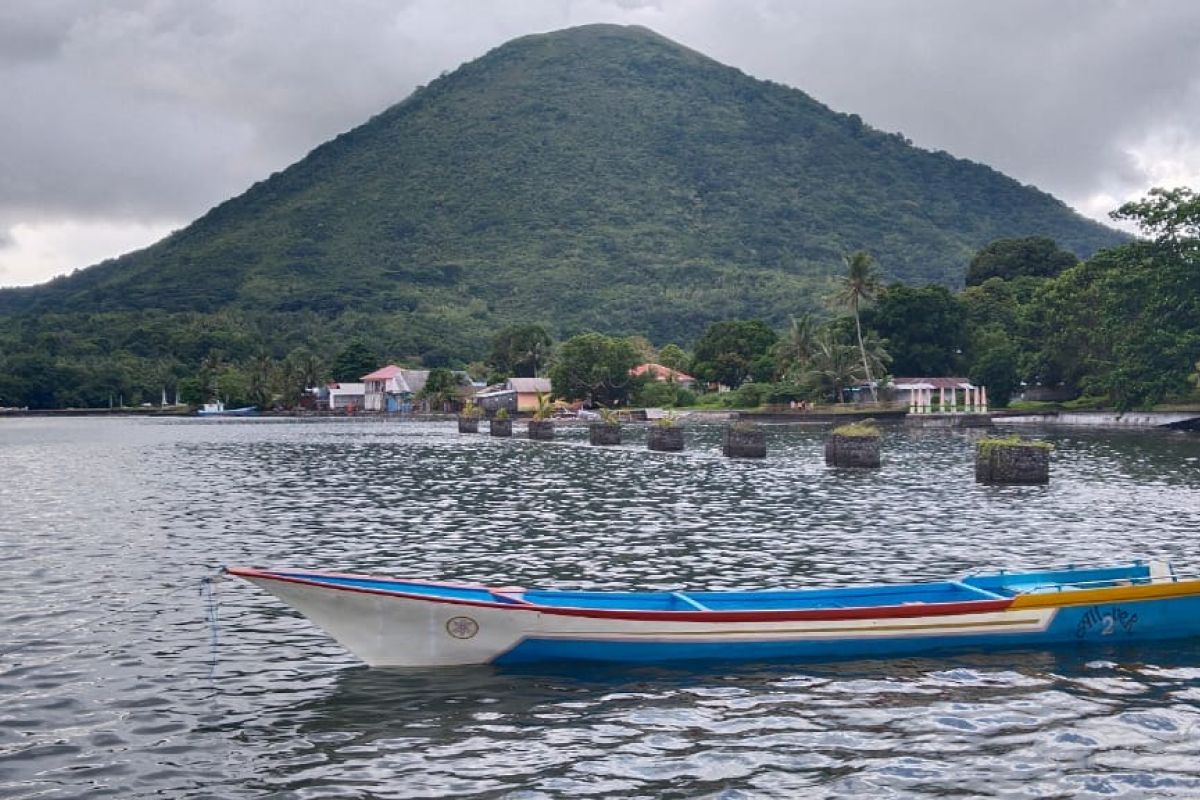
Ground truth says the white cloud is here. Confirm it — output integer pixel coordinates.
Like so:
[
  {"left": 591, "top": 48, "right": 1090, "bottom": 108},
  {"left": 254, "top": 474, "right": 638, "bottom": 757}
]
[{"left": 0, "top": 219, "right": 180, "bottom": 288}]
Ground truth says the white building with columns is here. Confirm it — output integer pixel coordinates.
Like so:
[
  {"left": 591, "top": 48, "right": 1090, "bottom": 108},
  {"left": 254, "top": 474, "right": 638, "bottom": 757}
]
[{"left": 891, "top": 377, "right": 988, "bottom": 413}]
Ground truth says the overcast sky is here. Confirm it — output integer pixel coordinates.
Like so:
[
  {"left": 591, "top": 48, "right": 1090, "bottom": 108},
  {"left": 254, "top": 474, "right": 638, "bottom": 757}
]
[{"left": 1, "top": 0, "right": 1197, "bottom": 287}]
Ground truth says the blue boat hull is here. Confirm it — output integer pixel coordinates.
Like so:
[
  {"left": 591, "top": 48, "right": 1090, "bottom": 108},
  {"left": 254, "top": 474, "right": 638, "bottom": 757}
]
[
  {"left": 228, "top": 563, "right": 1200, "bottom": 668},
  {"left": 493, "top": 594, "right": 1200, "bottom": 664}
]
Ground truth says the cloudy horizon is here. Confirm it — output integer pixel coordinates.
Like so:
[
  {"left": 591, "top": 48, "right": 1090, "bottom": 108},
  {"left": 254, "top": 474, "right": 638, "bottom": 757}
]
[{"left": 2, "top": 0, "right": 1197, "bottom": 288}]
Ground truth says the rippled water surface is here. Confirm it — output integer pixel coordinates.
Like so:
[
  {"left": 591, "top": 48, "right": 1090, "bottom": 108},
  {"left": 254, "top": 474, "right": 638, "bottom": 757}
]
[{"left": 2, "top": 417, "right": 1200, "bottom": 798}]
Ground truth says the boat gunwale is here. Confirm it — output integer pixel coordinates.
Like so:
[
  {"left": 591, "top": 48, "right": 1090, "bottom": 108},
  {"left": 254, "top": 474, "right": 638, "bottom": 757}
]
[{"left": 226, "top": 566, "right": 1018, "bottom": 622}]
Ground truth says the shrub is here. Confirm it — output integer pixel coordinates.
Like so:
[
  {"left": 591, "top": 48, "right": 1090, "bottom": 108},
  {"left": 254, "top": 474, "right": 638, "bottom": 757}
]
[
  {"left": 1062, "top": 395, "right": 1108, "bottom": 410},
  {"left": 531, "top": 391, "right": 553, "bottom": 421},
  {"left": 977, "top": 434, "right": 1054, "bottom": 455},
  {"left": 731, "top": 382, "right": 770, "bottom": 408},
  {"left": 767, "top": 381, "right": 808, "bottom": 404},
  {"left": 832, "top": 419, "right": 879, "bottom": 437},
  {"left": 695, "top": 392, "right": 732, "bottom": 408},
  {"left": 634, "top": 380, "right": 677, "bottom": 408}
]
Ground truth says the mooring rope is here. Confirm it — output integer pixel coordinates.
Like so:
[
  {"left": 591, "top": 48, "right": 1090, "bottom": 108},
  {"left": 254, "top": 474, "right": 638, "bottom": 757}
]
[{"left": 0, "top": 567, "right": 226, "bottom": 661}]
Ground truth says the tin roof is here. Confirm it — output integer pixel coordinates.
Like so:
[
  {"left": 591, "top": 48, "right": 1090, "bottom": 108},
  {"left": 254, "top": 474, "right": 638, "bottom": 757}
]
[
  {"left": 892, "top": 377, "right": 973, "bottom": 389},
  {"left": 361, "top": 365, "right": 403, "bottom": 381},
  {"left": 507, "top": 377, "right": 552, "bottom": 394},
  {"left": 400, "top": 369, "right": 430, "bottom": 395}
]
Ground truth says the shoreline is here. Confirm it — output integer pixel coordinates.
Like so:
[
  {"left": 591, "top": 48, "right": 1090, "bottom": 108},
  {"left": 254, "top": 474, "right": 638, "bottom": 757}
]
[{"left": 4, "top": 407, "right": 1199, "bottom": 431}]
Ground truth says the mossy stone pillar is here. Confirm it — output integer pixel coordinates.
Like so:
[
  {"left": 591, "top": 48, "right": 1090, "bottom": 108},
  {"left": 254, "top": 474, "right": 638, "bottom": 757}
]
[
  {"left": 647, "top": 426, "right": 685, "bottom": 452},
  {"left": 457, "top": 416, "right": 480, "bottom": 433},
  {"left": 722, "top": 425, "right": 766, "bottom": 458},
  {"left": 589, "top": 423, "right": 622, "bottom": 446},
  {"left": 528, "top": 420, "right": 555, "bottom": 441},
  {"left": 490, "top": 417, "right": 513, "bottom": 437},
  {"left": 975, "top": 439, "right": 1051, "bottom": 484},
  {"left": 825, "top": 433, "right": 881, "bottom": 468}
]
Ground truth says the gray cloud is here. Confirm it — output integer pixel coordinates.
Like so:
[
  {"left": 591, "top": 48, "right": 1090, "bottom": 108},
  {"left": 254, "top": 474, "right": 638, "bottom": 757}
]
[
  {"left": 1, "top": 0, "right": 1198, "bottom": 284},
  {"left": 665, "top": 0, "right": 1200, "bottom": 204}
]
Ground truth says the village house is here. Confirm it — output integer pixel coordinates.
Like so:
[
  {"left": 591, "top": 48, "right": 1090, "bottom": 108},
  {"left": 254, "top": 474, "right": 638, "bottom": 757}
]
[
  {"left": 630, "top": 362, "right": 696, "bottom": 389},
  {"left": 508, "top": 377, "right": 552, "bottom": 413},
  {"left": 473, "top": 377, "right": 552, "bottom": 415},
  {"left": 361, "top": 366, "right": 431, "bottom": 412},
  {"left": 316, "top": 382, "right": 365, "bottom": 412}
]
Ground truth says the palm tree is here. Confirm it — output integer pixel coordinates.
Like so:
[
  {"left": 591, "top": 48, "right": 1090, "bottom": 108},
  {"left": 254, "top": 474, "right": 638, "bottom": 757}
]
[
  {"left": 525, "top": 336, "right": 551, "bottom": 378},
  {"left": 773, "top": 313, "right": 817, "bottom": 380},
  {"left": 299, "top": 353, "right": 325, "bottom": 393},
  {"left": 833, "top": 251, "right": 883, "bottom": 401},
  {"left": 859, "top": 331, "right": 892, "bottom": 388},
  {"left": 249, "top": 352, "right": 274, "bottom": 409},
  {"left": 152, "top": 359, "right": 180, "bottom": 405},
  {"left": 278, "top": 350, "right": 324, "bottom": 409},
  {"left": 803, "top": 330, "right": 865, "bottom": 403},
  {"left": 199, "top": 351, "right": 224, "bottom": 402}
]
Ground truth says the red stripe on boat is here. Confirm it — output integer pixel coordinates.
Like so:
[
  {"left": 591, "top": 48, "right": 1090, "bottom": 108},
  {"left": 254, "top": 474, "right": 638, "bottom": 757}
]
[{"left": 226, "top": 566, "right": 1016, "bottom": 623}]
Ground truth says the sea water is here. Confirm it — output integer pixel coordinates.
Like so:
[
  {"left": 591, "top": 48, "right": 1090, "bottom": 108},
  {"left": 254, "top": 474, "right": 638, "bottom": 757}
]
[{"left": 1, "top": 417, "right": 1199, "bottom": 798}]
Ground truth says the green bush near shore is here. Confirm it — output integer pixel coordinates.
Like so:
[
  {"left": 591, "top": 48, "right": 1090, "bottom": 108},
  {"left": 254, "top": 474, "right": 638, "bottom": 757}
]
[{"left": 1007, "top": 395, "right": 1200, "bottom": 413}]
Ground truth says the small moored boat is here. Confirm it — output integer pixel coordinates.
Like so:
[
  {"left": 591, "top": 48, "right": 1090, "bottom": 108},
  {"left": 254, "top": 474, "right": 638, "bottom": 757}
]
[
  {"left": 197, "top": 402, "right": 258, "bottom": 417},
  {"left": 226, "top": 562, "right": 1200, "bottom": 667}
]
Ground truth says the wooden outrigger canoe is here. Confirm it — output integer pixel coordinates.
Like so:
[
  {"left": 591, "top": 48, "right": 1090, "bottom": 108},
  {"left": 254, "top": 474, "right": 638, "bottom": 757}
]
[{"left": 226, "top": 562, "right": 1200, "bottom": 667}]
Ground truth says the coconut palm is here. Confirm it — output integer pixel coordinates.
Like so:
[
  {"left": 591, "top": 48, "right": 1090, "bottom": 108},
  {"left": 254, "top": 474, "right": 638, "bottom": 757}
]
[
  {"left": 298, "top": 353, "right": 325, "bottom": 392},
  {"left": 151, "top": 358, "right": 181, "bottom": 405},
  {"left": 248, "top": 352, "right": 275, "bottom": 409},
  {"left": 199, "top": 351, "right": 224, "bottom": 402},
  {"left": 859, "top": 331, "right": 892, "bottom": 387},
  {"left": 803, "top": 330, "right": 865, "bottom": 403},
  {"left": 773, "top": 313, "right": 817, "bottom": 380},
  {"left": 833, "top": 251, "right": 883, "bottom": 401}
]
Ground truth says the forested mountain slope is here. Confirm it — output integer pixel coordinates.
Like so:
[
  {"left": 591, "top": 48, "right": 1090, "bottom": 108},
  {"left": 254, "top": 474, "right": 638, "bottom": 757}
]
[{"left": 0, "top": 24, "right": 1125, "bottom": 350}]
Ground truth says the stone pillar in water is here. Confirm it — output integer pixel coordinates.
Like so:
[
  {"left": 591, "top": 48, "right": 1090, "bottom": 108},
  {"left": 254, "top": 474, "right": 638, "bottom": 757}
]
[
  {"left": 647, "top": 426, "right": 685, "bottom": 452},
  {"left": 723, "top": 423, "right": 766, "bottom": 458},
  {"left": 825, "top": 421, "right": 882, "bottom": 468},
  {"left": 588, "top": 423, "right": 622, "bottom": 446},
  {"left": 527, "top": 420, "right": 555, "bottom": 440},
  {"left": 975, "top": 438, "right": 1051, "bottom": 484}
]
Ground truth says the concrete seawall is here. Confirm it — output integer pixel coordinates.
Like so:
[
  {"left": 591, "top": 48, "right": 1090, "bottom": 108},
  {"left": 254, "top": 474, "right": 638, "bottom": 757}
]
[{"left": 993, "top": 411, "right": 1200, "bottom": 430}]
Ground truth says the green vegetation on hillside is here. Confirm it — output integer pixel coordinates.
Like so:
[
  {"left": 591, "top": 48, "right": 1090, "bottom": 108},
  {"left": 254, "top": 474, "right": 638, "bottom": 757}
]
[
  {"left": 0, "top": 188, "right": 1193, "bottom": 411},
  {"left": 5, "top": 25, "right": 1179, "bottom": 412},
  {"left": 0, "top": 25, "right": 1123, "bottom": 359}
]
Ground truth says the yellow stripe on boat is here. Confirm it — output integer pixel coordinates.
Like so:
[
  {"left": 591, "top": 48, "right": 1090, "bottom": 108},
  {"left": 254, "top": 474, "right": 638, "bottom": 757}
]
[{"left": 1009, "top": 578, "right": 1200, "bottom": 609}]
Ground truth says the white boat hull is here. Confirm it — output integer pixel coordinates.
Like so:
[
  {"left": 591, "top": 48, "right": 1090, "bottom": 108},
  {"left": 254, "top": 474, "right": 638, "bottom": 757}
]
[{"left": 243, "top": 574, "right": 1057, "bottom": 667}]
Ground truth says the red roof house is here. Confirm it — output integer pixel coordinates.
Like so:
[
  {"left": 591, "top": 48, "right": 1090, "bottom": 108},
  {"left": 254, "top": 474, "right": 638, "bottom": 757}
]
[{"left": 631, "top": 363, "right": 696, "bottom": 387}]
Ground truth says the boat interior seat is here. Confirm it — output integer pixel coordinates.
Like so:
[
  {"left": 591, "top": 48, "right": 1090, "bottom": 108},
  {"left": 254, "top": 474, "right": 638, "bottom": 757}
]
[{"left": 1149, "top": 560, "right": 1178, "bottom": 583}]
